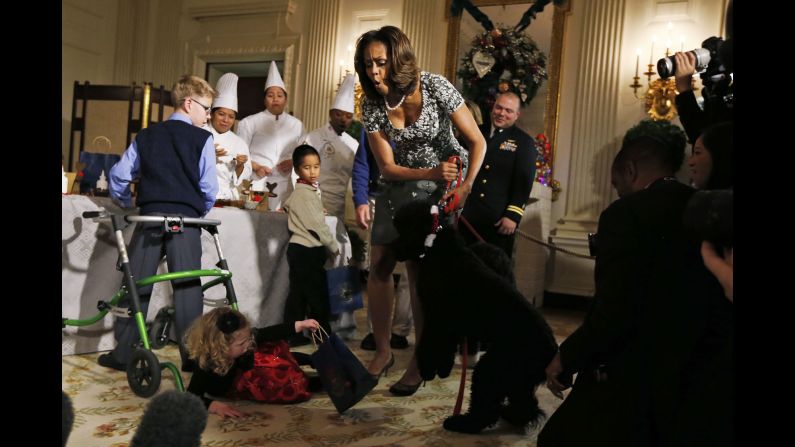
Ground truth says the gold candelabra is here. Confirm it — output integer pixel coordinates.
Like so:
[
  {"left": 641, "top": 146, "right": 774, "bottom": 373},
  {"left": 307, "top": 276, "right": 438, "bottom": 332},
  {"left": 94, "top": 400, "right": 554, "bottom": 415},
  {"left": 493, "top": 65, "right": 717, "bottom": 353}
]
[{"left": 630, "top": 39, "right": 698, "bottom": 121}]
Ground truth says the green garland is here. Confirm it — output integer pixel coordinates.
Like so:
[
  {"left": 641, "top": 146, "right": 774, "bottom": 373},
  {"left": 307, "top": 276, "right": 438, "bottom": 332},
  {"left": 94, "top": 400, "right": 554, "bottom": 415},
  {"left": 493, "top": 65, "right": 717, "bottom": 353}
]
[{"left": 457, "top": 26, "right": 548, "bottom": 109}]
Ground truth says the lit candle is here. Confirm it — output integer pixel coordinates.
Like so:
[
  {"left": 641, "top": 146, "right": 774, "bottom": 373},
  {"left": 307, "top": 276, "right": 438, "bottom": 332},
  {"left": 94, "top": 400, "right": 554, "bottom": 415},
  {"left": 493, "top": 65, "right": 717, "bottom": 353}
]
[
  {"left": 650, "top": 36, "right": 656, "bottom": 64},
  {"left": 666, "top": 23, "right": 673, "bottom": 57},
  {"left": 680, "top": 35, "right": 685, "bottom": 52},
  {"left": 635, "top": 48, "right": 640, "bottom": 77}
]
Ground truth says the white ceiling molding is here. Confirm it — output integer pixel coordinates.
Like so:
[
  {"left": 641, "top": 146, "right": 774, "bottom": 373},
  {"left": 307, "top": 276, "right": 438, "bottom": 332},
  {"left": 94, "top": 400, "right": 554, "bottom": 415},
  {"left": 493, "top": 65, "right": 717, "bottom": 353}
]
[{"left": 187, "top": 0, "right": 296, "bottom": 21}]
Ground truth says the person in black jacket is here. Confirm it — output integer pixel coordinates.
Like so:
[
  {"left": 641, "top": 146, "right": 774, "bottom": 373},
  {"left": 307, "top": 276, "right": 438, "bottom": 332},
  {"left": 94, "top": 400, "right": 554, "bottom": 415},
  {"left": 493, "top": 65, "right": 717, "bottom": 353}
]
[
  {"left": 538, "top": 119, "right": 698, "bottom": 447},
  {"left": 460, "top": 92, "right": 537, "bottom": 259}
]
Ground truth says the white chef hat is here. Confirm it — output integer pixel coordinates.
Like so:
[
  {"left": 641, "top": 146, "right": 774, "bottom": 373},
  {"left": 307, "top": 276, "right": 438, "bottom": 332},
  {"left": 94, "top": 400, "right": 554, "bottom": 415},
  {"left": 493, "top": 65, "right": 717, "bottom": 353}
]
[
  {"left": 212, "top": 72, "right": 239, "bottom": 112},
  {"left": 331, "top": 74, "right": 355, "bottom": 113},
  {"left": 264, "top": 61, "right": 286, "bottom": 93}
]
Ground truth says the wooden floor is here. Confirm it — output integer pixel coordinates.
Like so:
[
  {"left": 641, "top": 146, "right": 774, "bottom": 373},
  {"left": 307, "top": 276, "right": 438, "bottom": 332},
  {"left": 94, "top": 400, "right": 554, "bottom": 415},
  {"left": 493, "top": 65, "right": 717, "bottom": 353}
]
[{"left": 538, "top": 306, "right": 586, "bottom": 343}]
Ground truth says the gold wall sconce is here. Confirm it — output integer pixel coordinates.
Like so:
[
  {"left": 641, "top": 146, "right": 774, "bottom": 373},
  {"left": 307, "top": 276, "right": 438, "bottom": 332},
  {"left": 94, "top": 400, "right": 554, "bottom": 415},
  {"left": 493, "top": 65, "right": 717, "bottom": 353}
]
[{"left": 630, "top": 28, "right": 698, "bottom": 121}]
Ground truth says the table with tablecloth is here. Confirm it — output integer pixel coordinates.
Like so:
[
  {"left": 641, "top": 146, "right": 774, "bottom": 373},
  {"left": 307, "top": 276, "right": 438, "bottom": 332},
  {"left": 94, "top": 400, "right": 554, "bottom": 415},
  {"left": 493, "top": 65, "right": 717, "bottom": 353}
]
[{"left": 61, "top": 195, "right": 351, "bottom": 355}]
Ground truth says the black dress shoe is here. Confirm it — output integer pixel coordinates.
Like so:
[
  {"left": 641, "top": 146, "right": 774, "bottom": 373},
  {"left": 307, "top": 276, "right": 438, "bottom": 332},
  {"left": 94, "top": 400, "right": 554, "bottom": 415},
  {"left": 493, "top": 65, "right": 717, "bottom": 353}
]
[
  {"left": 360, "top": 333, "right": 376, "bottom": 351},
  {"left": 390, "top": 333, "right": 409, "bottom": 349},
  {"left": 97, "top": 353, "right": 126, "bottom": 372},
  {"left": 388, "top": 379, "right": 424, "bottom": 396},
  {"left": 369, "top": 354, "right": 395, "bottom": 381}
]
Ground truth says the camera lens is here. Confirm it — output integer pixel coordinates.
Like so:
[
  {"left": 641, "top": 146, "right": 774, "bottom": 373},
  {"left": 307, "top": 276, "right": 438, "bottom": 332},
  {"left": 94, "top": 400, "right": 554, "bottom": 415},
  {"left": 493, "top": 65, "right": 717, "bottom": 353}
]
[
  {"left": 658, "top": 57, "right": 676, "bottom": 79},
  {"left": 657, "top": 48, "right": 712, "bottom": 79}
]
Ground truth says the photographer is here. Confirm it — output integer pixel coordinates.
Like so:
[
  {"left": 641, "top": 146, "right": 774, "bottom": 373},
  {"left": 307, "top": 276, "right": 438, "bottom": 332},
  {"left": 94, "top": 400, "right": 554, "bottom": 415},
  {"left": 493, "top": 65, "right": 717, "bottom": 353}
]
[
  {"left": 675, "top": 121, "right": 733, "bottom": 445},
  {"left": 671, "top": 0, "right": 733, "bottom": 144},
  {"left": 687, "top": 121, "right": 732, "bottom": 190},
  {"left": 684, "top": 120, "right": 732, "bottom": 302},
  {"left": 671, "top": 37, "right": 733, "bottom": 144}
]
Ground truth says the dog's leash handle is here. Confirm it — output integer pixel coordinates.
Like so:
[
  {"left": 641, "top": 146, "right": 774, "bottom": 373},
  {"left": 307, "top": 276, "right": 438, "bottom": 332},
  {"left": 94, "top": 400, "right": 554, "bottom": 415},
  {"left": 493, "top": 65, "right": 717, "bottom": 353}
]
[{"left": 439, "top": 156, "right": 463, "bottom": 215}]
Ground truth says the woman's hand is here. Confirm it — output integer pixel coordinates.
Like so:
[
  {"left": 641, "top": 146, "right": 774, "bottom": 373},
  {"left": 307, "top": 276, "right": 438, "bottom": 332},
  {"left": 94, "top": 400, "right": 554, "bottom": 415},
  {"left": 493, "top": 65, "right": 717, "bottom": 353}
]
[
  {"left": 430, "top": 161, "right": 461, "bottom": 182},
  {"left": 235, "top": 154, "right": 249, "bottom": 164},
  {"left": 442, "top": 182, "right": 472, "bottom": 209},
  {"left": 355, "top": 204, "right": 371, "bottom": 230},
  {"left": 277, "top": 159, "right": 293, "bottom": 174},
  {"left": 215, "top": 144, "right": 229, "bottom": 163},
  {"left": 252, "top": 161, "right": 272, "bottom": 177},
  {"left": 295, "top": 319, "right": 320, "bottom": 333},
  {"left": 208, "top": 401, "right": 249, "bottom": 418},
  {"left": 674, "top": 51, "right": 696, "bottom": 93},
  {"left": 215, "top": 145, "right": 228, "bottom": 157}
]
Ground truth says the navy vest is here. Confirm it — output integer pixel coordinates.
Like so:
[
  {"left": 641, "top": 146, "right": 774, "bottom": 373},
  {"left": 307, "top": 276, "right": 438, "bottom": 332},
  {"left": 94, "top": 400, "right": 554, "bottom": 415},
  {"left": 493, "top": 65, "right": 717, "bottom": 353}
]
[{"left": 135, "top": 120, "right": 211, "bottom": 217}]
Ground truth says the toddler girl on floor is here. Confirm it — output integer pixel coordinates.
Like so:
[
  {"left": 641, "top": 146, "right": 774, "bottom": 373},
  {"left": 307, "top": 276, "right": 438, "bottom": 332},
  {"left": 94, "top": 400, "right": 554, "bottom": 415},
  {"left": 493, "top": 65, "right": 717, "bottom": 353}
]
[{"left": 184, "top": 307, "right": 321, "bottom": 418}]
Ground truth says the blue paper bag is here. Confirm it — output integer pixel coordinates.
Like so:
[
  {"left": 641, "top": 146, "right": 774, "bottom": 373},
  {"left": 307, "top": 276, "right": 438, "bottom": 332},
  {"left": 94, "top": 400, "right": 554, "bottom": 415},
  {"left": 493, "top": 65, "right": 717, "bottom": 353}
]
[
  {"left": 311, "top": 329, "right": 377, "bottom": 413},
  {"left": 326, "top": 265, "right": 364, "bottom": 315}
]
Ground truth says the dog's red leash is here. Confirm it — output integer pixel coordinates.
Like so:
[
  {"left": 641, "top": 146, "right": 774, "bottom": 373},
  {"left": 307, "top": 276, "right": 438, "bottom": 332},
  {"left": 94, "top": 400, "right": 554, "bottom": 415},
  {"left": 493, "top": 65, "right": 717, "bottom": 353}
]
[
  {"left": 434, "top": 155, "right": 481, "bottom": 417},
  {"left": 458, "top": 215, "right": 485, "bottom": 243},
  {"left": 438, "top": 156, "right": 486, "bottom": 244}
]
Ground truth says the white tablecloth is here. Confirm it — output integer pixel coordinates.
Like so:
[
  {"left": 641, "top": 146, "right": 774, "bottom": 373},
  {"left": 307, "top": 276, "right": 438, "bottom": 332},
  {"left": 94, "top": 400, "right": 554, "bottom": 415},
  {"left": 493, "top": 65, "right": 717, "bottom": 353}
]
[{"left": 61, "top": 195, "right": 351, "bottom": 355}]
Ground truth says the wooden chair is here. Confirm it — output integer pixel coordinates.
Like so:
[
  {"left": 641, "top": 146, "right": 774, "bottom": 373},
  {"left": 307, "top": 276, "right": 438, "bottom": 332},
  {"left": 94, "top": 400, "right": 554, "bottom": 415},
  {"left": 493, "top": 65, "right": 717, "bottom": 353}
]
[{"left": 67, "top": 82, "right": 174, "bottom": 171}]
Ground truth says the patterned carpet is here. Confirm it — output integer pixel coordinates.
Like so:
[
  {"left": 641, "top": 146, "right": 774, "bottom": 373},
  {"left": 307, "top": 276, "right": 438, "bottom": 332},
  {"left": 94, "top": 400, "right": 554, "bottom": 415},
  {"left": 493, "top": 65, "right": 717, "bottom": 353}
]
[{"left": 62, "top": 309, "right": 582, "bottom": 446}]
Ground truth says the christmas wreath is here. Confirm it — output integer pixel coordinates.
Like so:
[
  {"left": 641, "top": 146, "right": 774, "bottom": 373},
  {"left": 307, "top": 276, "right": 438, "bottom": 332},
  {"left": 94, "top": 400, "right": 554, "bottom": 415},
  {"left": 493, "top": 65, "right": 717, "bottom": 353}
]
[{"left": 457, "top": 26, "right": 548, "bottom": 110}]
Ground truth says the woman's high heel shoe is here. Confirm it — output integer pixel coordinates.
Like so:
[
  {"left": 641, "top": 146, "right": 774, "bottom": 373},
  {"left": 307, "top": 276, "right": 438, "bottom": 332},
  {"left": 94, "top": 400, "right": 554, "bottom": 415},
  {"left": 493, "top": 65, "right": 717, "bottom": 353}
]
[
  {"left": 389, "top": 379, "right": 426, "bottom": 396},
  {"left": 369, "top": 354, "right": 395, "bottom": 381}
]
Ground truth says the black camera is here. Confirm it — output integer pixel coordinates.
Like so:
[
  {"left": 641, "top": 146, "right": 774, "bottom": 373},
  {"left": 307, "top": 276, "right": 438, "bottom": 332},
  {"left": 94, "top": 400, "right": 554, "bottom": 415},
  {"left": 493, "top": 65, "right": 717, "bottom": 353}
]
[
  {"left": 682, "top": 189, "right": 733, "bottom": 250},
  {"left": 657, "top": 36, "right": 727, "bottom": 81}
]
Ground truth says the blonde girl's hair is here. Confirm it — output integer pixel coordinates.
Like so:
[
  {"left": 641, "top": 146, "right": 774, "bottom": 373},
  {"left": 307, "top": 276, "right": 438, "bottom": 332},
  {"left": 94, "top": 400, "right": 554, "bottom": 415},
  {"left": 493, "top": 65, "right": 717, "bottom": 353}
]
[
  {"left": 171, "top": 74, "right": 217, "bottom": 110},
  {"left": 183, "top": 308, "right": 251, "bottom": 376}
]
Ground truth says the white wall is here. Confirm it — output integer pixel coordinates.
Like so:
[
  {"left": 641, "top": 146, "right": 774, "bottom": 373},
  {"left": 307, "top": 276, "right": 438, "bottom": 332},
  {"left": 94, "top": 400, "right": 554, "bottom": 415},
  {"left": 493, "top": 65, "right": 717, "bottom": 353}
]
[{"left": 335, "top": 0, "right": 404, "bottom": 84}]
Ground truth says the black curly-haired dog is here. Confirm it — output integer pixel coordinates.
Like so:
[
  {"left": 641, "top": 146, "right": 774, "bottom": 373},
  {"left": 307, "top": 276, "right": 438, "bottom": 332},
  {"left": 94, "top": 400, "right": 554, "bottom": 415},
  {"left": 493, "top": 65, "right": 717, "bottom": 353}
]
[{"left": 391, "top": 200, "right": 558, "bottom": 434}]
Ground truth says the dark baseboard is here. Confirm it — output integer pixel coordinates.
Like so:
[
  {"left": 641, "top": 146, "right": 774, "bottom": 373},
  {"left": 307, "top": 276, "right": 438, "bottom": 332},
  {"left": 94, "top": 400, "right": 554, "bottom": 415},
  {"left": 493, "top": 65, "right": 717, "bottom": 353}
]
[{"left": 543, "top": 291, "right": 591, "bottom": 312}]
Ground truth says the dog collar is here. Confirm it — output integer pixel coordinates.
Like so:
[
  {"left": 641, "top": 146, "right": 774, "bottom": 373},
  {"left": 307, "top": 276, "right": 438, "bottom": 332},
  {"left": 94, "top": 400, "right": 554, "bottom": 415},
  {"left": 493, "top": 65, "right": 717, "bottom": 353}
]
[{"left": 421, "top": 205, "right": 441, "bottom": 258}]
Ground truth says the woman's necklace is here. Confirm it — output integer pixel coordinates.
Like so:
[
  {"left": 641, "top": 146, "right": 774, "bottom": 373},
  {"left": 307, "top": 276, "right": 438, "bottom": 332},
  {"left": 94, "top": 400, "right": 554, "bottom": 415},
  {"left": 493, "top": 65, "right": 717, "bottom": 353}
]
[{"left": 384, "top": 94, "right": 406, "bottom": 112}]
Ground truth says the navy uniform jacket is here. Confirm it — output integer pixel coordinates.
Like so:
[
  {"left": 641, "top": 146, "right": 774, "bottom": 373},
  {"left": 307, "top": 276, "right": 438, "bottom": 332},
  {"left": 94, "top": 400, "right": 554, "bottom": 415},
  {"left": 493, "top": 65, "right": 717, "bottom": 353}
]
[{"left": 462, "top": 125, "right": 537, "bottom": 229}]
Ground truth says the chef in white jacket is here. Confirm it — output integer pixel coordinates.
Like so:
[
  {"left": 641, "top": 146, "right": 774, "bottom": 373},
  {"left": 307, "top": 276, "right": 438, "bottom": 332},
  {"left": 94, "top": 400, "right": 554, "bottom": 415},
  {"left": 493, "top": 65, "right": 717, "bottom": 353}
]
[
  {"left": 302, "top": 74, "right": 358, "bottom": 218},
  {"left": 237, "top": 61, "right": 305, "bottom": 210},
  {"left": 205, "top": 72, "right": 252, "bottom": 200}
]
